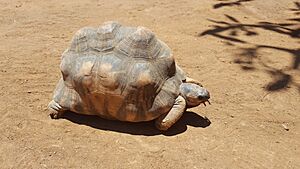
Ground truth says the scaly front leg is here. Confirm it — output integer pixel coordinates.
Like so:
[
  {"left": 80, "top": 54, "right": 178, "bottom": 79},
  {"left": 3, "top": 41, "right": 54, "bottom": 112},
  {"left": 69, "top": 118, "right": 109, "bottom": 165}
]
[{"left": 155, "top": 95, "right": 186, "bottom": 131}]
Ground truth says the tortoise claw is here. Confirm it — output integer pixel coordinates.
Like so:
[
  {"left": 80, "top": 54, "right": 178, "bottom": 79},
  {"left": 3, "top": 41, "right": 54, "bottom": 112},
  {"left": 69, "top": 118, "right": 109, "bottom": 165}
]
[{"left": 48, "top": 100, "right": 64, "bottom": 119}]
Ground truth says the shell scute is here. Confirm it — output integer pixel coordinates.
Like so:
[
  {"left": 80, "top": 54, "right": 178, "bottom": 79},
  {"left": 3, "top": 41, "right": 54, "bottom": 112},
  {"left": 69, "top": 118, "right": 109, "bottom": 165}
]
[
  {"left": 115, "top": 27, "right": 163, "bottom": 59},
  {"left": 70, "top": 27, "right": 92, "bottom": 52},
  {"left": 95, "top": 21, "right": 122, "bottom": 52},
  {"left": 97, "top": 21, "right": 121, "bottom": 40}
]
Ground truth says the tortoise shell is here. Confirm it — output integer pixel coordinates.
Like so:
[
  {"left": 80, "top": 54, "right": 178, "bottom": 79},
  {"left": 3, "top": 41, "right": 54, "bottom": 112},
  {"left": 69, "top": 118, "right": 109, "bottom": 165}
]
[{"left": 53, "top": 21, "right": 182, "bottom": 122}]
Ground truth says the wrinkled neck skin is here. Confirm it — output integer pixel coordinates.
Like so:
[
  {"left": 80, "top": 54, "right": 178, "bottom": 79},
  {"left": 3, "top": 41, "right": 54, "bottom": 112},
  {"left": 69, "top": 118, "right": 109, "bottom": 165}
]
[{"left": 179, "top": 82, "right": 210, "bottom": 109}]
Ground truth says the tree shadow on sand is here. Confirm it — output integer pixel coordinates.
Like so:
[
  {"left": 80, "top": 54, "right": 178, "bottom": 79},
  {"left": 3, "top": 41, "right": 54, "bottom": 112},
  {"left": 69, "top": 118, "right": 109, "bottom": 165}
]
[
  {"left": 213, "top": 0, "right": 254, "bottom": 9},
  {"left": 199, "top": 2, "right": 300, "bottom": 92},
  {"left": 234, "top": 45, "right": 300, "bottom": 91},
  {"left": 61, "top": 111, "right": 211, "bottom": 136}
]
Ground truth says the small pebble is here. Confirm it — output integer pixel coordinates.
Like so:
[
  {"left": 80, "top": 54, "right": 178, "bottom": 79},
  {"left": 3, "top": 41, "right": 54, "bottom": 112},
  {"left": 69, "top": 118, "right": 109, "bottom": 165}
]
[{"left": 281, "top": 124, "right": 289, "bottom": 131}]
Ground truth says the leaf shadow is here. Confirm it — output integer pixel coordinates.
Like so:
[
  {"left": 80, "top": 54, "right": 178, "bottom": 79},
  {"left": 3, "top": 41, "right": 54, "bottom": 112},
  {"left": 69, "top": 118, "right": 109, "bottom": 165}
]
[
  {"left": 199, "top": 2, "right": 300, "bottom": 92},
  {"left": 236, "top": 45, "right": 300, "bottom": 91},
  {"left": 213, "top": 0, "right": 254, "bottom": 9}
]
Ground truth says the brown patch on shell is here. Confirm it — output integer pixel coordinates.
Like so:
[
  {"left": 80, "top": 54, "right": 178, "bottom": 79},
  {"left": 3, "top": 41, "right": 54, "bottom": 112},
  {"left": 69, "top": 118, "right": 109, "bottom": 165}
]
[
  {"left": 99, "top": 63, "right": 112, "bottom": 75},
  {"left": 124, "top": 104, "right": 138, "bottom": 121},
  {"left": 106, "top": 94, "right": 124, "bottom": 117},
  {"left": 136, "top": 70, "right": 152, "bottom": 86},
  {"left": 97, "top": 63, "right": 120, "bottom": 91},
  {"left": 79, "top": 61, "right": 94, "bottom": 76},
  {"left": 79, "top": 61, "right": 94, "bottom": 88}
]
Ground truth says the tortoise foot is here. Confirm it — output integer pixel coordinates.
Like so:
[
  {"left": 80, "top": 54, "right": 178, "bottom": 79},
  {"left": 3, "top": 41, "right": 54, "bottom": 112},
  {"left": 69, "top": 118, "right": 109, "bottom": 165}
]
[{"left": 48, "top": 100, "right": 64, "bottom": 119}]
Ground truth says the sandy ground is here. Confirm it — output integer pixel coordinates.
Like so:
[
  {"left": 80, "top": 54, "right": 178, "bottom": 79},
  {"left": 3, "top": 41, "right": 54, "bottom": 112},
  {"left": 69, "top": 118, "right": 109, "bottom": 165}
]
[{"left": 0, "top": 0, "right": 299, "bottom": 168}]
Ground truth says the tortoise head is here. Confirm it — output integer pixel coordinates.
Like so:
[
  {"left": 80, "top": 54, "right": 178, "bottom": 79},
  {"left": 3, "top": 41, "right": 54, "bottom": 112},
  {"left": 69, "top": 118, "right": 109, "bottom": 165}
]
[{"left": 180, "top": 83, "right": 210, "bottom": 108}]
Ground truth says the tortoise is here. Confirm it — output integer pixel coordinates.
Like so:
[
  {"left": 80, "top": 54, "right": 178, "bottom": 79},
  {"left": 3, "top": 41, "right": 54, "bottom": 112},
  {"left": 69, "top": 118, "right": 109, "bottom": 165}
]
[{"left": 48, "top": 21, "right": 210, "bottom": 131}]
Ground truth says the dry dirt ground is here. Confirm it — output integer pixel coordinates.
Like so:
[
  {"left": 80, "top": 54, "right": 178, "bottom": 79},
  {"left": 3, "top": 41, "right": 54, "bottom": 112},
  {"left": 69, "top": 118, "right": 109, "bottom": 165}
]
[{"left": 0, "top": 0, "right": 299, "bottom": 168}]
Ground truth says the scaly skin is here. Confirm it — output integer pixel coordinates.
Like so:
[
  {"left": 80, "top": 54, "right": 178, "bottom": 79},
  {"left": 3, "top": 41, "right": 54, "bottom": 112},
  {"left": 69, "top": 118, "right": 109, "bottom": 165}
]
[
  {"left": 48, "top": 100, "right": 64, "bottom": 119},
  {"left": 155, "top": 95, "right": 186, "bottom": 131}
]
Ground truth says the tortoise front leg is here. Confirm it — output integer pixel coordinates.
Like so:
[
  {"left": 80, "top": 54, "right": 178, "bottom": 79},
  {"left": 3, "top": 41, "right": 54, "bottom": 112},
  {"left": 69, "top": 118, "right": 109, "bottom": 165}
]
[{"left": 155, "top": 95, "right": 186, "bottom": 131}]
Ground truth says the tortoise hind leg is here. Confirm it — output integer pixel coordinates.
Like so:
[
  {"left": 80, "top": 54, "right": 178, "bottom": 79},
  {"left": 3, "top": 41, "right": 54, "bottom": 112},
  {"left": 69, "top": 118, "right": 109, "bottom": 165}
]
[
  {"left": 48, "top": 78, "right": 83, "bottom": 119},
  {"left": 48, "top": 78, "right": 69, "bottom": 119},
  {"left": 155, "top": 95, "right": 186, "bottom": 131},
  {"left": 48, "top": 100, "right": 65, "bottom": 119}
]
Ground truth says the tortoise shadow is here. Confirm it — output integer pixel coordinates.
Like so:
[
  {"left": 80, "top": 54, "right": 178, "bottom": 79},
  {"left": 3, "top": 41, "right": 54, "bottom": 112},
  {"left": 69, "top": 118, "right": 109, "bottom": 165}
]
[{"left": 61, "top": 111, "right": 211, "bottom": 136}]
